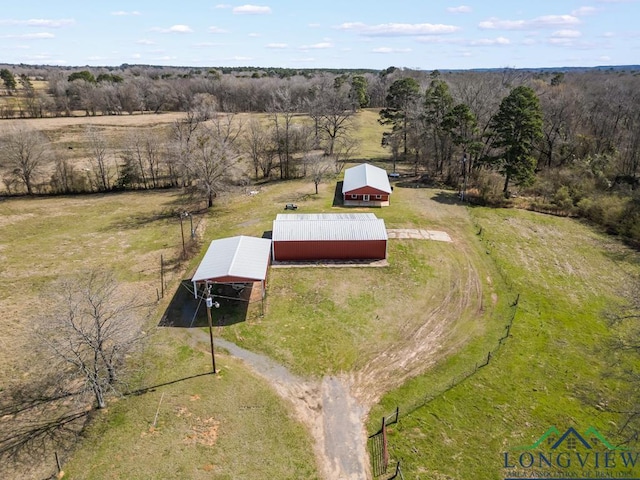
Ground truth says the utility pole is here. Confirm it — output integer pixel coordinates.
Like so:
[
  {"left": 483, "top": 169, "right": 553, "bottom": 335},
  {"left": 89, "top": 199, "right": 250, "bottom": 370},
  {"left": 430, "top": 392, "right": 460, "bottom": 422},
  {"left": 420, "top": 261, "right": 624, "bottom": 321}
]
[
  {"left": 188, "top": 212, "right": 194, "bottom": 239},
  {"left": 205, "top": 283, "right": 220, "bottom": 374},
  {"left": 179, "top": 212, "right": 186, "bottom": 258}
]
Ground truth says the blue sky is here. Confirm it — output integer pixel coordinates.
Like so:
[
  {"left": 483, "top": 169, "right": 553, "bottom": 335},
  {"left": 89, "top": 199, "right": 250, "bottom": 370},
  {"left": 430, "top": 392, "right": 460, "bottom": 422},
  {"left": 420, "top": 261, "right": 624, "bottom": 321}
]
[{"left": 1, "top": 1, "right": 638, "bottom": 70}]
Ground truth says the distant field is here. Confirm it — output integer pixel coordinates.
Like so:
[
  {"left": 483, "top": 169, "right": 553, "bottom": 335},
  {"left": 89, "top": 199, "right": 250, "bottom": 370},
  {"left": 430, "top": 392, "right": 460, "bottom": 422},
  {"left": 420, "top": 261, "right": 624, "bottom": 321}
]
[{"left": 3, "top": 106, "right": 637, "bottom": 480}]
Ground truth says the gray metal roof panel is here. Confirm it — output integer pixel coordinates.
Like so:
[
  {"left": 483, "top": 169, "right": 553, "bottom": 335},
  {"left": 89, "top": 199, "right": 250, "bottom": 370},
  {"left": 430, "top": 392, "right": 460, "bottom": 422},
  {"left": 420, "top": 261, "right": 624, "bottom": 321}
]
[
  {"left": 342, "top": 163, "right": 392, "bottom": 194},
  {"left": 191, "top": 235, "right": 272, "bottom": 283},
  {"left": 273, "top": 218, "right": 388, "bottom": 241}
]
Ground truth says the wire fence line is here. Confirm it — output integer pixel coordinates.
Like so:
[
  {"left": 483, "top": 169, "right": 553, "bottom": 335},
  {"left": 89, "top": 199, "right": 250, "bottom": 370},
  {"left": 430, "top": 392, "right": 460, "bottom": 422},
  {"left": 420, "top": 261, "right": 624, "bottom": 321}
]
[{"left": 369, "top": 219, "right": 520, "bottom": 478}]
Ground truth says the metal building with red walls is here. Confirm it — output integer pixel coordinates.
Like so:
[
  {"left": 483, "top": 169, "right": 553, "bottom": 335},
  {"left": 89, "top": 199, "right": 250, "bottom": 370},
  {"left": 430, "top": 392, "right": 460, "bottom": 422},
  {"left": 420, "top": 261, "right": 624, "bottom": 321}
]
[
  {"left": 272, "top": 213, "right": 388, "bottom": 262},
  {"left": 342, "top": 163, "right": 392, "bottom": 207}
]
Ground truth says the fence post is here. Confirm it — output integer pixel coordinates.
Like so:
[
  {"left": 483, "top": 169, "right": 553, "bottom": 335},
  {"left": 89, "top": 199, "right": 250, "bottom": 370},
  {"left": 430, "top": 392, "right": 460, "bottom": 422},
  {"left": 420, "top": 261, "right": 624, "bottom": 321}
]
[
  {"left": 382, "top": 415, "right": 389, "bottom": 473},
  {"left": 160, "top": 254, "right": 165, "bottom": 299}
]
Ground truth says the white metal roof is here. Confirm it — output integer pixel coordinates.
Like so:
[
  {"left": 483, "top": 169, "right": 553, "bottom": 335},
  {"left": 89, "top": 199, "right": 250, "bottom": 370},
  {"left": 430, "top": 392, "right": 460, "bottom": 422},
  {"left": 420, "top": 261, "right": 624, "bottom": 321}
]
[
  {"left": 342, "top": 163, "right": 392, "bottom": 194},
  {"left": 191, "top": 235, "right": 272, "bottom": 283},
  {"left": 273, "top": 213, "right": 388, "bottom": 241}
]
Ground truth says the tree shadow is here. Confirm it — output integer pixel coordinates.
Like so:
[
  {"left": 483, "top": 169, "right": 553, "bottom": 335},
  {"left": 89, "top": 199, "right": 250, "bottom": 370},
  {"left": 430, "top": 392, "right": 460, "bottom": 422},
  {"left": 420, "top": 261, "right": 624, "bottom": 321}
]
[
  {"left": 0, "top": 377, "right": 89, "bottom": 474},
  {"left": 158, "top": 280, "right": 250, "bottom": 328},
  {"left": 430, "top": 190, "right": 465, "bottom": 205}
]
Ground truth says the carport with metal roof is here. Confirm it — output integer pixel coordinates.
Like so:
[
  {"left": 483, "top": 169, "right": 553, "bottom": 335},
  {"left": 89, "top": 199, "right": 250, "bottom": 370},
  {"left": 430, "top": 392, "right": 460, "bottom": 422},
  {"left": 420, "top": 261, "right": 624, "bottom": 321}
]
[{"left": 191, "top": 235, "right": 272, "bottom": 300}]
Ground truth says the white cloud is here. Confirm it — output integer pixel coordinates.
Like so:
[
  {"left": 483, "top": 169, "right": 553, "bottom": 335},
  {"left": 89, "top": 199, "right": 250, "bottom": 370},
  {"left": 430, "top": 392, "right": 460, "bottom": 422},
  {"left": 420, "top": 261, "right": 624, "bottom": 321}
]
[
  {"left": 571, "top": 6, "right": 598, "bottom": 16},
  {"left": 266, "top": 42, "right": 288, "bottom": 49},
  {"left": 479, "top": 15, "right": 580, "bottom": 30},
  {"left": 0, "top": 18, "right": 74, "bottom": 28},
  {"left": 447, "top": 5, "right": 472, "bottom": 13},
  {"left": 111, "top": 11, "right": 141, "bottom": 16},
  {"left": 209, "top": 26, "right": 229, "bottom": 33},
  {"left": 337, "top": 22, "right": 460, "bottom": 36},
  {"left": 169, "top": 24, "right": 193, "bottom": 33},
  {"left": 478, "top": 18, "right": 525, "bottom": 29},
  {"left": 552, "top": 29, "right": 582, "bottom": 38},
  {"left": 136, "top": 39, "right": 155, "bottom": 45},
  {"left": 470, "top": 36, "right": 510, "bottom": 46},
  {"left": 2, "top": 32, "right": 55, "bottom": 39},
  {"left": 299, "top": 42, "right": 333, "bottom": 50},
  {"left": 26, "top": 18, "right": 74, "bottom": 28},
  {"left": 248, "top": 32, "right": 261, "bottom": 37},
  {"left": 372, "top": 47, "right": 412, "bottom": 53},
  {"left": 152, "top": 24, "right": 193, "bottom": 33},
  {"left": 532, "top": 15, "right": 581, "bottom": 27},
  {"left": 233, "top": 5, "right": 272, "bottom": 15}
]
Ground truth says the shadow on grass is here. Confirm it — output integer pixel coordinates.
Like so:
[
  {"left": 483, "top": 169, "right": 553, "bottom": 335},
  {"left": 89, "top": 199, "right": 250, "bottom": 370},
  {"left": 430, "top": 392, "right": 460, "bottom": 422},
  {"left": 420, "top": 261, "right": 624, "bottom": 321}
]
[
  {"left": 159, "top": 280, "right": 250, "bottom": 328},
  {"left": 332, "top": 181, "right": 344, "bottom": 207},
  {"left": 126, "top": 371, "right": 214, "bottom": 397},
  {"left": 430, "top": 190, "right": 464, "bottom": 205}
]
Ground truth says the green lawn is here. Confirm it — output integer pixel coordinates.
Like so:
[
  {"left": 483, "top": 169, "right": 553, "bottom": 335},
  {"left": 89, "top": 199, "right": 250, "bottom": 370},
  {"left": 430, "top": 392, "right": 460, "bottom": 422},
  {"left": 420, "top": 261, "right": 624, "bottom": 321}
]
[{"left": 370, "top": 206, "right": 640, "bottom": 479}]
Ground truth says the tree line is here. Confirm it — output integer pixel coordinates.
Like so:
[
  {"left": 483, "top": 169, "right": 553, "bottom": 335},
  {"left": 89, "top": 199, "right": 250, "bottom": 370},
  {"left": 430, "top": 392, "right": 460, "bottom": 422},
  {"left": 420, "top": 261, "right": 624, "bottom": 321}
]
[{"left": 0, "top": 64, "right": 639, "bottom": 243}]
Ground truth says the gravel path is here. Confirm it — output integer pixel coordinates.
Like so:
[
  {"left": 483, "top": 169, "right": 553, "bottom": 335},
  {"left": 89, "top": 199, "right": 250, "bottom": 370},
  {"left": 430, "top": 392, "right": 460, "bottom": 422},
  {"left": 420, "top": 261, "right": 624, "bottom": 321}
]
[{"left": 211, "top": 336, "right": 370, "bottom": 480}]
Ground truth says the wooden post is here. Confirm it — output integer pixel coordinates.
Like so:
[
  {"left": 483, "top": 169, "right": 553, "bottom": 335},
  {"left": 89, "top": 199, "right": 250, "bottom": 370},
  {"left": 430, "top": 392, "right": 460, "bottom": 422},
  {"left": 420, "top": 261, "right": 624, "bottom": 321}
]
[{"left": 160, "top": 255, "right": 164, "bottom": 299}]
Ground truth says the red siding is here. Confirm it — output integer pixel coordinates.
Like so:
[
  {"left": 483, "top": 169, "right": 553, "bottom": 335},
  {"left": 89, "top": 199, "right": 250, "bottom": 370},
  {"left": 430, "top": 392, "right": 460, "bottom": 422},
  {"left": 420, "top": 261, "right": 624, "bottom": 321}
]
[
  {"left": 273, "top": 240, "right": 387, "bottom": 261},
  {"left": 343, "top": 186, "right": 389, "bottom": 196}
]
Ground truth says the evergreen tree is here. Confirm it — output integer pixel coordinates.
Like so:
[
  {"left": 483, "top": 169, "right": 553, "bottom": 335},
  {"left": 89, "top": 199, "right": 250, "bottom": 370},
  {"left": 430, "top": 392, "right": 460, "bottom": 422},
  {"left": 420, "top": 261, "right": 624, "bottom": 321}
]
[{"left": 488, "top": 85, "right": 543, "bottom": 195}]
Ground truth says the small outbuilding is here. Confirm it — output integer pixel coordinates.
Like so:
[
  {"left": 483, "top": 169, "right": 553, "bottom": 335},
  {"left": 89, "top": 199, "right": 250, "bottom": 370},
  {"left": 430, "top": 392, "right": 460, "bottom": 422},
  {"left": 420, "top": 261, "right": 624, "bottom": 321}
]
[
  {"left": 191, "top": 235, "right": 272, "bottom": 299},
  {"left": 342, "top": 163, "right": 392, "bottom": 207},
  {"left": 272, "top": 213, "right": 388, "bottom": 262}
]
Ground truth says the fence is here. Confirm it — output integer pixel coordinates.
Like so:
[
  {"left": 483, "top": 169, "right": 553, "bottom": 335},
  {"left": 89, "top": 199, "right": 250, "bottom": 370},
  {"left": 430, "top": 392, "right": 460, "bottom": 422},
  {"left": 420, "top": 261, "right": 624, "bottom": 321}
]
[
  {"left": 368, "top": 407, "right": 399, "bottom": 477},
  {"left": 369, "top": 218, "right": 521, "bottom": 478}
]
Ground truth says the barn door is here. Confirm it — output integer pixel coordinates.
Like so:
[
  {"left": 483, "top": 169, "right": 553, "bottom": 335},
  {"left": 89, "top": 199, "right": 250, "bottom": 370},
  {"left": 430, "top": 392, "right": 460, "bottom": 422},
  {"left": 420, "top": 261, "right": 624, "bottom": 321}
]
[{"left": 363, "top": 194, "right": 370, "bottom": 201}]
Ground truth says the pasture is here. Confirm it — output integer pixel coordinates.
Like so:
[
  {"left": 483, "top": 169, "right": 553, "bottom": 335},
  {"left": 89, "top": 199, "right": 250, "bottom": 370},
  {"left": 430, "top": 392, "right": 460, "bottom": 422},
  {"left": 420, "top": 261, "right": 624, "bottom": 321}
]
[{"left": 1, "top": 108, "right": 638, "bottom": 479}]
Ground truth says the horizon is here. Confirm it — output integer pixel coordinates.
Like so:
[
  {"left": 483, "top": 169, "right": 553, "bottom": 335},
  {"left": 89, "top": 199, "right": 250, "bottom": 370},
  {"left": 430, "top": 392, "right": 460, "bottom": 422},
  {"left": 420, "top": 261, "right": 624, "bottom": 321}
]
[{"left": 1, "top": 1, "right": 639, "bottom": 71}]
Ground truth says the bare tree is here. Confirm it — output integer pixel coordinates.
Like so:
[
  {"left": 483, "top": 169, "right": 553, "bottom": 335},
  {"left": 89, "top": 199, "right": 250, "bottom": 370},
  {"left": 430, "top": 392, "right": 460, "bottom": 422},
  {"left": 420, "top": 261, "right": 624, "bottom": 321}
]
[
  {"left": 0, "top": 123, "right": 51, "bottom": 195},
  {"left": 86, "top": 125, "right": 113, "bottom": 191},
  {"left": 242, "top": 117, "right": 276, "bottom": 180},
  {"left": 305, "top": 152, "right": 333, "bottom": 194},
  {"left": 185, "top": 114, "right": 242, "bottom": 208},
  {"left": 122, "top": 130, "right": 164, "bottom": 189},
  {"left": 37, "top": 270, "right": 151, "bottom": 410},
  {"left": 270, "top": 87, "right": 299, "bottom": 180},
  {"left": 331, "top": 135, "right": 359, "bottom": 174}
]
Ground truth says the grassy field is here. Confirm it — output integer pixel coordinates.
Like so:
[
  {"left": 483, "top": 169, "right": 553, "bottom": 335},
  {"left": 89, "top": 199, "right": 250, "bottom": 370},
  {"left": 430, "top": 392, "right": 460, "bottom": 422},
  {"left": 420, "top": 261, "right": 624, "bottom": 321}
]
[
  {"left": 0, "top": 189, "right": 322, "bottom": 479},
  {"left": 370, "top": 207, "right": 640, "bottom": 479},
  {"left": 61, "top": 332, "right": 318, "bottom": 480},
  {"left": 2, "top": 107, "right": 639, "bottom": 479}
]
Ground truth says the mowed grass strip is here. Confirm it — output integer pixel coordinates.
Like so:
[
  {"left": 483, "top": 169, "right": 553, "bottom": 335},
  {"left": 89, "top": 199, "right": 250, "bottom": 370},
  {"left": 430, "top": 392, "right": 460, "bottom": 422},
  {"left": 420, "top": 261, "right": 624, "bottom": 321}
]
[{"left": 371, "top": 206, "right": 640, "bottom": 479}]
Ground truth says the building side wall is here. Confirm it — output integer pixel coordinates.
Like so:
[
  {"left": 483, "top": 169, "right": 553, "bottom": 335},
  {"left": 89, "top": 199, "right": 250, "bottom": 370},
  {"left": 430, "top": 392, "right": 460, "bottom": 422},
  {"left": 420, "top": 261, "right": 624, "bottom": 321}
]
[{"left": 273, "top": 240, "right": 387, "bottom": 261}]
